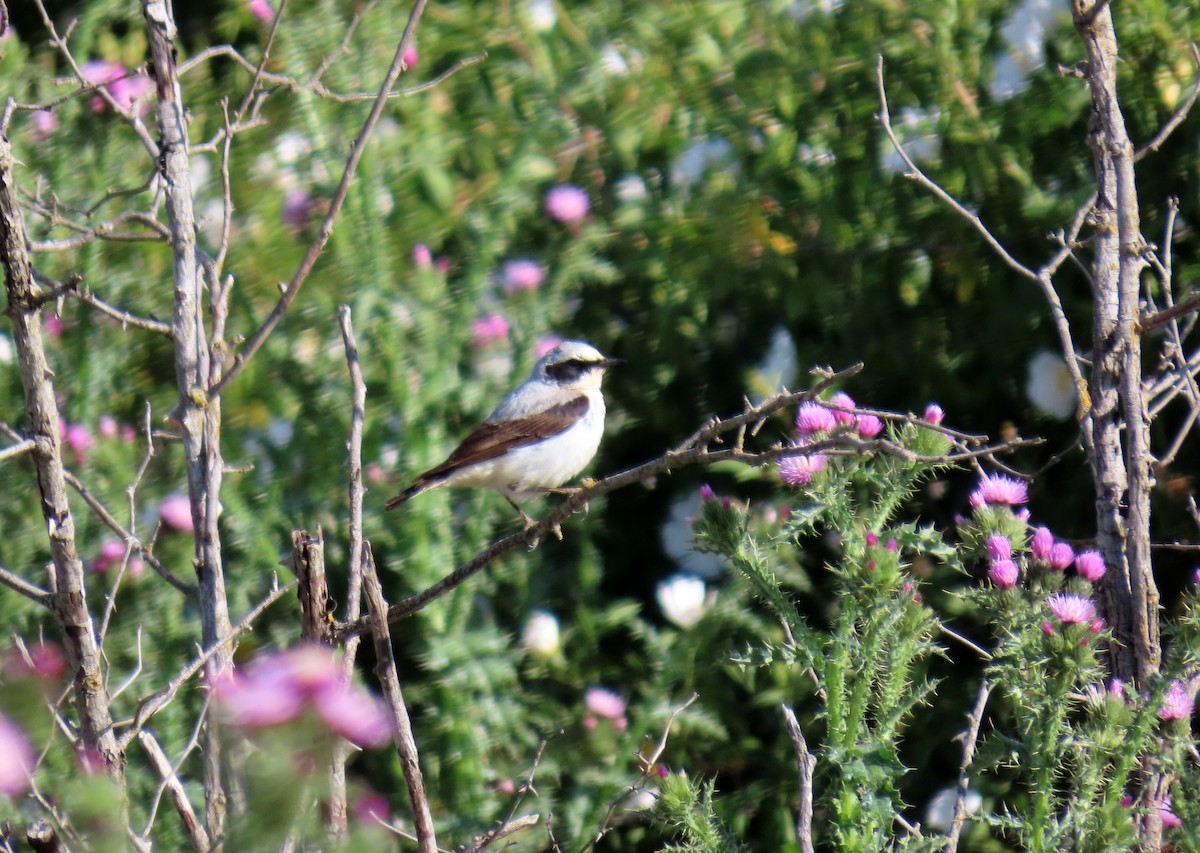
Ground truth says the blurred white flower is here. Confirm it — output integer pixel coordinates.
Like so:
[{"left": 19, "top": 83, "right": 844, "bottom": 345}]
[
  {"left": 524, "top": 0, "right": 557, "bottom": 32},
  {"left": 615, "top": 174, "right": 648, "bottom": 203},
  {"left": 274, "top": 132, "right": 311, "bottom": 165},
  {"left": 624, "top": 788, "right": 658, "bottom": 811},
  {"left": 753, "top": 326, "right": 799, "bottom": 395},
  {"left": 925, "top": 786, "right": 982, "bottom": 831},
  {"left": 521, "top": 610, "right": 560, "bottom": 658},
  {"left": 671, "top": 135, "right": 737, "bottom": 191},
  {"left": 1025, "top": 350, "right": 1076, "bottom": 419},
  {"left": 656, "top": 574, "right": 709, "bottom": 628},
  {"left": 598, "top": 45, "right": 629, "bottom": 76},
  {"left": 266, "top": 418, "right": 294, "bottom": 448},
  {"left": 0, "top": 333, "right": 12, "bottom": 363}
]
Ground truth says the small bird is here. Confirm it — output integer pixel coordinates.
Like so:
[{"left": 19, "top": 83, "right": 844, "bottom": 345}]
[{"left": 385, "top": 340, "right": 620, "bottom": 521}]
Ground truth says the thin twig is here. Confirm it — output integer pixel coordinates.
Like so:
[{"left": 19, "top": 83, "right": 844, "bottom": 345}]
[
  {"left": 467, "top": 734, "right": 559, "bottom": 852},
  {"left": 1133, "top": 44, "right": 1200, "bottom": 161},
  {"left": 0, "top": 565, "right": 53, "bottom": 607},
  {"left": 137, "top": 730, "right": 211, "bottom": 852},
  {"left": 944, "top": 682, "right": 990, "bottom": 853},
  {"left": 781, "top": 705, "right": 816, "bottom": 853},
  {"left": 210, "top": 0, "right": 434, "bottom": 398}
]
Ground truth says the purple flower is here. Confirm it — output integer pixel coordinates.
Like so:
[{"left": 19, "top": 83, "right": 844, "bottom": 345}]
[
  {"left": 985, "top": 534, "right": 1012, "bottom": 562},
  {"left": 865, "top": 532, "right": 879, "bottom": 547},
  {"left": 1030, "top": 527, "right": 1053, "bottom": 562},
  {"left": 402, "top": 46, "right": 419, "bottom": 69},
  {"left": 969, "top": 474, "right": 1028, "bottom": 508},
  {"left": 1074, "top": 550, "right": 1107, "bottom": 582},
  {"left": 282, "top": 188, "right": 315, "bottom": 231},
  {"left": 856, "top": 414, "right": 883, "bottom": 438},
  {"left": 988, "top": 559, "right": 1019, "bottom": 589},
  {"left": 828, "top": 392, "right": 856, "bottom": 426},
  {"left": 1108, "top": 678, "right": 1126, "bottom": 701},
  {"left": 795, "top": 403, "right": 837, "bottom": 437},
  {"left": 212, "top": 666, "right": 306, "bottom": 729},
  {"left": 158, "top": 494, "right": 194, "bottom": 533},
  {"left": 98, "top": 415, "right": 118, "bottom": 439},
  {"left": 412, "top": 244, "right": 432, "bottom": 270},
  {"left": 470, "top": 314, "right": 510, "bottom": 349},
  {"left": 1048, "top": 542, "right": 1075, "bottom": 572},
  {"left": 0, "top": 715, "right": 34, "bottom": 797},
  {"left": 699, "top": 484, "right": 715, "bottom": 502},
  {"left": 1046, "top": 593, "right": 1097, "bottom": 625},
  {"left": 585, "top": 687, "right": 626, "bottom": 720},
  {"left": 314, "top": 685, "right": 393, "bottom": 748},
  {"left": 63, "top": 422, "right": 94, "bottom": 460},
  {"left": 108, "top": 73, "right": 153, "bottom": 114},
  {"left": 778, "top": 451, "right": 827, "bottom": 486},
  {"left": 502, "top": 260, "right": 545, "bottom": 293},
  {"left": 923, "top": 403, "right": 944, "bottom": 425},
  {"left": 1194, "top": 567, "right": 1200, "bottom": 587},
  {"left": 544, "top": 184, "right": 589, "bottom": 223},
  {"left": 354, "top": 790, "right": 390, "bottom": 826},
  {"left": 1158, "top": 680, "right": 1194, "bottom": 722}
]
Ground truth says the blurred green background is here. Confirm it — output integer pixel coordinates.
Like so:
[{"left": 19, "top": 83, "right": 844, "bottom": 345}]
[{"left": 1, "top": 0, "right": 1198, "bottom": 848}]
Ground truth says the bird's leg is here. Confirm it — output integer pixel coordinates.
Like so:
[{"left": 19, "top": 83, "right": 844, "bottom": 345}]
[{"left": 505, "top": 496, "right": 563, "bottom": 545}]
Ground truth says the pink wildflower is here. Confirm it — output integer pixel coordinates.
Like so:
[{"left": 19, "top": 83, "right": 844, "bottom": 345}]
[
  {"left": 158, "top": 494, "right": 194, "bottom": 533},
  {"left": 1046, "top": 593, "right": 1097, "bottom": 625},
  {"left": 584, "top": 687, "right": 626, "bottom": 720},
  {"left": 247, "top": 0, "right": 275, "bottom": 22},
  {"left": 970, "top": 474, "right": 1028, "bottom": 508},
  {"left": 502, "top": 260, "right": 545, "bottom": 293},
  {"left": 985, "top": 534, "right": 1012, "bottom": 562},
  {"left": 544, "top": 184, "right": 589, "bottom": 223},
  {"left": 412, "top": 244, "right": 432, "bottom": 270},
  {"left": 1030, "top": 527, "right": 1053, "bottom": 563},
  {"left": 923, "top": 403, "right": 944, "bottom": 425},
  {"left": 1048, "top": 542, "right": 1075, "bottom": 571},
  {"left": 108, "top": 73, "right": 152, "bottom": 114},
  {"left": 313, "top": 685, "right": 393, "bottom": 748},
  {"left": 699, "top": 484, "right": 715, "bottom": 502},
  {"left": 1158, "top": 680, "right": 1194, "bottom": 722},
  {"left": 30, "top": 110, "right": 58, "bottom": 141},
  {"left": 63, "top": 423, "right": 94, "bottom": 460},
  {"left": 402, "top": 46, "right": 419, "bottom": 69},
  {"left": 865, "top": 532, "right": 879, "bottom": 547},
  {"left": 988, "top": 559, "right": 1019, "bottom": 589},
  {"left": 856, "top": 414, "right": 883, "bottom": 438},
  {"left": 778, "top": 451, "right": 827, "bottom": 486},
  {"left": 1074, "top": 550, "right": 1106, "bottom": 582},
  {"left": 795, "top": 402, "right": 837, "bottom": 437},
  {"left": 354, "top": 791, "right": 390, "bottom": 826},
  {"left": 470, "top": 314, "right": 510, "bottom": 348},
  {"left": 828, "top": 392, "right": 856, "bottom": 426},
  {"left": 98, "top": 415, "right": 118, "bottom": 438}
]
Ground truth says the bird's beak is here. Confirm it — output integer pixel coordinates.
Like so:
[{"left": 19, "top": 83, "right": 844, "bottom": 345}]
[{"left": 599, "top": 357, "right": 624, "bottom": 369}]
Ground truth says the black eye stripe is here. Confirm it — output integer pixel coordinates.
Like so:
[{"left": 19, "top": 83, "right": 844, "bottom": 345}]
[{"left": 545, "top": 359, "right": 596, "bottom": 380}]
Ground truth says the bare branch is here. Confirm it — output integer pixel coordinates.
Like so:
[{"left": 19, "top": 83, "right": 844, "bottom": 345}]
[
  {"left": 361, "top": 542, "right": 439, "bottom": 853},
  {"left": 137, "top": 731, "right": 211, "bottom": 852},
  {"left": 0, "top": 565, "right": 53, "bottom": 607},
  {"left": 1134, "top": 44, "right": 1200, "bottom": 162},
  {"left": 210, "top": 0, "right": 435, "bottom": 397},
  {"left": 0, "top": 437, "right": 35, "bottom": 462},
  {"left": 944, "top": 682, "right": 990, "bottom": 853},
  {"left": 781, "top": 705, "right": 816, "bottom": 853}
]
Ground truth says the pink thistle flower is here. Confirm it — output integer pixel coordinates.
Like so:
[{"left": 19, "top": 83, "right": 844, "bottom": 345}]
[
  {"left": 544, "top": 184, "right": 589, "bottom": 223},
  {"left": 865, "top": 532, "right": 879, "bottom": 548},
  {"left": 412, "top": 244, "right": 432, "bottom": 270},
  {"left": 470, "top": 314, "right": 510, "bottom": 348},
  {"left": 856, "top": 414, "right": 883, "bottom": 438},
  {"left": 828, "top": 392, "right": 856, "bottom": 426},
  {"left": 98, "top": 415, "right": 118, "bottom": 438},
  {"left": 44, "top": 315, "right": 63, "bottom": 339},
  {"left": 63, "top": 423, "right": 94, "bottom": 460},
  {"left": 1046, "top": 593, "right": 1097, "bottom": 625},
  {"left": 30, "top": 110, "right": 58, "bottom": 141},
  {"left": 121, "top": 425, "right": 137, "bottom": 442},
  {"left": 795, "top": 403, "right": 837, "bottom": 437},
  {"left": 583, "top": 715, "right": 598, "bottom": 731},
  {"left": 247, "top": 0, "right": 275, "bottom": 23},
  {"left": 699, "top": 484, "right": 715, "bottom": 502},
  {"left": 778, "top": 451, "right": 826, "bottom": 486},
  {"left": 496, "top": 778, "right": 517, "bottom": 795},
  {"left": 986, "top": 534, "right": 1012, "bottom": 562},
  {"left": 1194, "top": 567, "right": 1200, "bottom": 586},
  {"left": 402, "top": 46, "right": 419, "bottom": 69},
  {"left": 535, "top": 334, "right": 563, "bottom": 359},
  {"left": 923, "top": 403, "right": 944, "bottom": 425},
  {"left": 108, "top": 73, "right": 153, "bottom": 114},
  {"left": 314, "top": 685, "right": 393, "bottom": 748},
  {"left": 1049, "top": 542, "right": 1075, "bottom": 571},
  {"left": 970, "top": 474, "right": 1028, "bottom": 508},
  {"left": 1041, "top": 621, "right": 1055, "bottom": 636},
  {"left": 212, "top": 667, "right": 305, "bottom": 729},
  {"left": 502, "top": 260, "right": 545, "bottom": 293},
  {"left": 28, "top": 643, "right": 66, "bottom": 680},
  {"left": 1160, "top": 804, "right": 1182, "bottom": 830},
  {"left": 158, "top": 494, "right": 194, "bottom": 533},
  {"left": 584, "top": 687, "right": 626, "bottom": 720},
  {"left": 1158, "top": 680, "right": 1194, "bottom": 721},
  {"left": 886, "top": 538, "right": 898, "bottom": 552},
  {"left": 1108, "top": 678, "right": 1126, "bottom": 700},
  {"left": 354, "top": 790, "right": 390, "bottom": 826},
  {"left": 1074, "top": 550, "right": 1106, "bottom": 582},
  {"left": 1030, "top": 527, "right": 1053, "bottom": 563},
  {"left": 92, "top": 539, "right": 128, "bottom": 574},
  {"left": 273, "top": 646, "right": 343, "bottom": 698},
  {"left": 988, "top": 559, "right": 1019, "bottom": 589}
]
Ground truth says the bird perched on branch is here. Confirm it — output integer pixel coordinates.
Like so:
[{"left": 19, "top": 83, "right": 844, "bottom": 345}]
[{"left": 385, "top": 341, "right": 620, "bottom": 524}]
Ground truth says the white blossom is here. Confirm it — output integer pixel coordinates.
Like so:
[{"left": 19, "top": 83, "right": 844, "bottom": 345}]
[
  {"left": 1025, "top": 350, "right": 1076, "bottom": 420},
  {"left": 521, "top": 610, "right": 560, "bottom": 658},
  {"left": 656, "top": 574, "right": 709, "bottom": 629}
]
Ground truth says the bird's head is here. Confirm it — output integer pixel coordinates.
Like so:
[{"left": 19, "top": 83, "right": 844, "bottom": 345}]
[{"left": 534, "top": 340, "right": 622, "bottom": 391}]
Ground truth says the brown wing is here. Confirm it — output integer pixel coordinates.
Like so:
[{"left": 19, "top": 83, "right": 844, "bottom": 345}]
[{"left": 419, "top": 395, "right": 589, "bottom": 480}]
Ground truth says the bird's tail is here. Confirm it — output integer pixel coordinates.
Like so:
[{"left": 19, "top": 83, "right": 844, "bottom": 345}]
[{"left": 384, "top": 484, "right": 421, "bottom": 510}]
